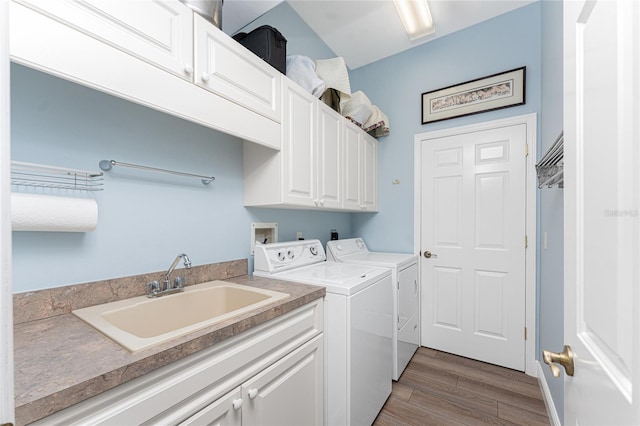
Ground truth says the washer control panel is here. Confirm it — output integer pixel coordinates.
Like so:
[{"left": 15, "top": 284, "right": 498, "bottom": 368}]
[{"left": 254, "top": 239, "right": 326, "bottom": 273}]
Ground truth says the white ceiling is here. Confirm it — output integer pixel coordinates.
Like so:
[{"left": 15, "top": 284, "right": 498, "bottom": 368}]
[{"left": 222, "top": 0, "right": 537, "bottom": 69}]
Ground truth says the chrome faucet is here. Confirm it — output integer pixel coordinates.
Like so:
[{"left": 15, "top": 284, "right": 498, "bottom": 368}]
[{"left": 147, "top": 253, "right": 192, "bottom": 298}]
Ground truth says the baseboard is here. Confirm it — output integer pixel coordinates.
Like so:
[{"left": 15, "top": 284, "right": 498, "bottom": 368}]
[{"left": 536, "top": 361, "right": 562, "bottom": 426}]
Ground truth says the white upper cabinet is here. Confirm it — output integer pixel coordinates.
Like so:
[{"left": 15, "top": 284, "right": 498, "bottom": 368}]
[
  {"left": 343, "top": 121, "right": 363, "bottom": 210},
  {"left": 243, "top": 80, "right": 377, "bottom": 212},
  {"left": 13, "top": 0, "right": 194, "bottom": 80},
  {"left": 361, "top": 133, "right": 379, "bottom": 211},
  {"left": 282, "top": 79, "right": 317, "bottom": 206},
  {"left": 10, "top": 0, "right": 281, "bottom": 148},
  {"left": 343, "top": 120, "right": 379, "bottom": 211},
  {"left": 316, "top": 102, "right": 343, "bottom": 209},
  {"left": 194, "top": 14, "right": 281, "bottom": 123},
  {"left": 281, "top": 81, "right": 341, "bottom": 209}
]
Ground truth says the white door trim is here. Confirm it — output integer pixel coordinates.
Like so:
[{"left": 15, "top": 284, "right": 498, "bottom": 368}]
[
  {"left": 414, "top": 113, "right": 537, "bottom": 376},
  {"left": 1, "top": 0, "right": 15, "bottom": 422}
]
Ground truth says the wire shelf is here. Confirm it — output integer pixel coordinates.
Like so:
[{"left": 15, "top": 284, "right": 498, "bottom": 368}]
[
  {"left": 535, "top": 132, "right": 564, "bottom": 189},
  {"left": 11, "top": 161, "right": 104, "bottom": 191}
]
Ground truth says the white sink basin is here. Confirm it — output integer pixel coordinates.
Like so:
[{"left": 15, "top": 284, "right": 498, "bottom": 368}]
[{"left": 72, "top": 281, "right": 289, "bottom": 352}]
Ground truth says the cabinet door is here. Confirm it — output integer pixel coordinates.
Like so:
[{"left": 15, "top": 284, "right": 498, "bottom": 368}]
[
  {"left": 15, "top": 0, "right": 194, "bottom": 80},
  {"left": 241, "top": 335, "right": 323, "bottom": 426},
  {"left": 194, "top": 15, "right": 281, "bottom": 123},
  {"left": 361, "top": 134, "right": 379, "bottom": 211},
  {"left": 179, "top": 388, "right": 242, "bottom": 426},
  {"left": 342, "top": 121, "right": 363, "bottom": 210},
  {"left": 316, "top": 103, "right": 342, "bottom": 209},
  {"left": 282, "top": 80, "right": 317, "bottom": 206}
]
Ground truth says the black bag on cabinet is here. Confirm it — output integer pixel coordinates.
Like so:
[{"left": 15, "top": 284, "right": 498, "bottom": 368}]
[{"left": 232, "top": 25, "right": 287, "bottom": 74}]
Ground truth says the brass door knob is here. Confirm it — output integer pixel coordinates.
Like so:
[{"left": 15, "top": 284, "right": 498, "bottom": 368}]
[{"left": 543, "top": 345, "right": 575, "bottom": 377}]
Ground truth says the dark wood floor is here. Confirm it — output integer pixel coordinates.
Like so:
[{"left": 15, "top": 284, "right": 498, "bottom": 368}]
[{"left": 374, "top": 347, "right": 550, "bottom": 425}]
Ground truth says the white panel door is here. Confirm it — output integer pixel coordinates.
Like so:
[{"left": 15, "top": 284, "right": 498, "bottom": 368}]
[
  {"left": 421, "top": 124, "right": 527, "bottom": 371},
  {"left": 241, "top": 335, "right": 323, "bottom": 426},
  {"left": 559, "top": 0, "right": 640, "bottom": 424},
  {"left": 179, "top": 388, "right": 242, "bottom": 426},
  {"left": 316, "top": 103, "right": 342, "bottom": 209},
  {"left": 361, "top": 134, "right": 378, "bottom": 211},
  {"left": 194, "top": 14, "right": 281, "bottom": 122},
  {"left": 15, "top": 0, "right": 194, "bottom": 80},
  {"left": 343, "top": 121, "right": 362, "bottom": 210},
  {"left": 282, "top": 80, "right": 316, "bottom": 207}
]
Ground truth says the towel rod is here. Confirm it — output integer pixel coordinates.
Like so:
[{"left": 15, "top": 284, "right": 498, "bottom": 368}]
[{"left": 99, "top": 160, "right": 215, "bottom": 185}]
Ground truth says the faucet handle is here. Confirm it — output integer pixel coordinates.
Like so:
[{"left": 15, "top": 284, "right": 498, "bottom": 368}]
[
  {"left": 147, "top": 280, "right": 160, "bottom": 297},
  {"left": 174, "top": 276, "right": 185, "bottom": 289}
]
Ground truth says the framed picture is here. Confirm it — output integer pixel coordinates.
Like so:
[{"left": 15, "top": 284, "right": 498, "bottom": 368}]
[{"left": 421, "top": 66, "right": 526, "bottom": 124}]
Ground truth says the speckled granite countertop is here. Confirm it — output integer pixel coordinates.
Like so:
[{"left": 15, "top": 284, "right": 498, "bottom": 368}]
[{"left": 13, "top": 261, "right": 325, "bottom": 426}]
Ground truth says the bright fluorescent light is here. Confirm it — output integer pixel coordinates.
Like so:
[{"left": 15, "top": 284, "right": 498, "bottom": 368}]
[{"left": 393, "top": 0, "right": 435, "bottom": 40}]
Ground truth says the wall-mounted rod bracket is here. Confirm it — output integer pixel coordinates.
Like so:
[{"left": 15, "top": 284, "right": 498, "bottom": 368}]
[{"left": 99, "top": 160, "right": 215, "bottom": 185}]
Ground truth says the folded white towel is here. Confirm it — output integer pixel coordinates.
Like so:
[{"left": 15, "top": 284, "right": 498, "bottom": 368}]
[
  {"left": 286, "top": 55, "right": 326, "bottom": 97},
  {"left": 364, "top": 105, "right": 390, "bottom": 138},
  {"left": 315, "top": 57, "right": 352, "bottom": 111},
  {"left": 341, "top": 91, "right": 373, "bottom": 128}
]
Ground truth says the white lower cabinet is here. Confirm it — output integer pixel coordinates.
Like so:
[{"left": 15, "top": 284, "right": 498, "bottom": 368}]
[
  {"left": 180, "top": 387, "right": 242, "bottom": 426},
  {"left": 181, "top": 335, "right": 323, "bottom": 426},
  {"left": 31, "top": 300, "right": 323, "bottom": 426}
]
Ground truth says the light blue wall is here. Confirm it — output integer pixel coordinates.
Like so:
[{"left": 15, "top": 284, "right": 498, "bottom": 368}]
[
  {"left": 349, "top": 2, "right": 542, "bottom": 253},
  {"left": 10, "top": 63, "right": 351, "bottom": 293},
  {"left": 236, "top": 2, "right": 336, "bottom": 61},
  {"left": 539, "top": 0, "right": 564, "bottom": 419}
]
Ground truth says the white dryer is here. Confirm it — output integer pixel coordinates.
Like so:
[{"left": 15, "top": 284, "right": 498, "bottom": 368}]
[
  {"left": 253, "top": 239, "right": 392, "bottom": 426},
  {"left": 327, "top": 238, "right": 419, "bottom": 381}
]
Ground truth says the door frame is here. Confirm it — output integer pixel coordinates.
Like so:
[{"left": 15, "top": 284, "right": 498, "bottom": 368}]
[
  {"left": 414, "top": 113, "right": 538, "bottom": 376},
  {"left": 1, "top": 0, "right": 15, "bottom": 422}
]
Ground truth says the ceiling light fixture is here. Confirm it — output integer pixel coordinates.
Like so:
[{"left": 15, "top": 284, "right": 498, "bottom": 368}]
[{"left": 393, "top": 0, "right": 435, "bottom": 40}]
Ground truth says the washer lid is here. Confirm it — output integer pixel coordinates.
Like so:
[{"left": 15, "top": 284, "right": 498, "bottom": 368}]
[
  {"left": 270, "top": 262, "right": 390, "bottom": 296},
  {"left": 335, "top": 251, "right": 417, "bottom": 269},
  {"left": 327, "top": 238, "right": 417, "bottom": 268}
]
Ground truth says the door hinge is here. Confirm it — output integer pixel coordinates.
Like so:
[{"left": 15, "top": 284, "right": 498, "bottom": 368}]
[
  {"left": 525, "top": 327, "right": 528, "bottom": 340},
  {"left": 525, "top": 143, "right": 529, "bottom": 157},
  {"left": 525, "top": 235, "right": 528, "bottom": 248}
]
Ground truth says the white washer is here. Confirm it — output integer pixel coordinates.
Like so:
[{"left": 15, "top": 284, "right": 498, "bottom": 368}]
[
  {"left": 327, "top": 238, "right": 419, "bottom": 381},
  {"left": 254, "top": 239, "right": 392, "bottom": 426}
]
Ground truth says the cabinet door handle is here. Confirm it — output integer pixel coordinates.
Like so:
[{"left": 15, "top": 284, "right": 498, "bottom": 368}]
[
  {"left": 201, "top": 72, "right": 210, "bottom": 82},
  {"left": 232, "top": 398, "right": 243, "bottom": 410},
  {"left": 248, "top": 388, "right": 259, "bottom": 399},
  {"left": 184, "top": 64, "right": 193, "bottom": 74}
]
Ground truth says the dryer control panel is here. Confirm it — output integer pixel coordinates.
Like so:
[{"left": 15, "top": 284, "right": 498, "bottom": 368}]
[
  {"left": 254, "top": 239, "right": 326, "bottom": 273},
  {"left": 326, "top": 238, "right": 368, "bottom": 260}
]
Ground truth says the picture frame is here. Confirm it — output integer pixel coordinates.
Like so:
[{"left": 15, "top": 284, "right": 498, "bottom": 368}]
[{"left": 421, "top": 66, "right": 526, "bottom": 124}]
